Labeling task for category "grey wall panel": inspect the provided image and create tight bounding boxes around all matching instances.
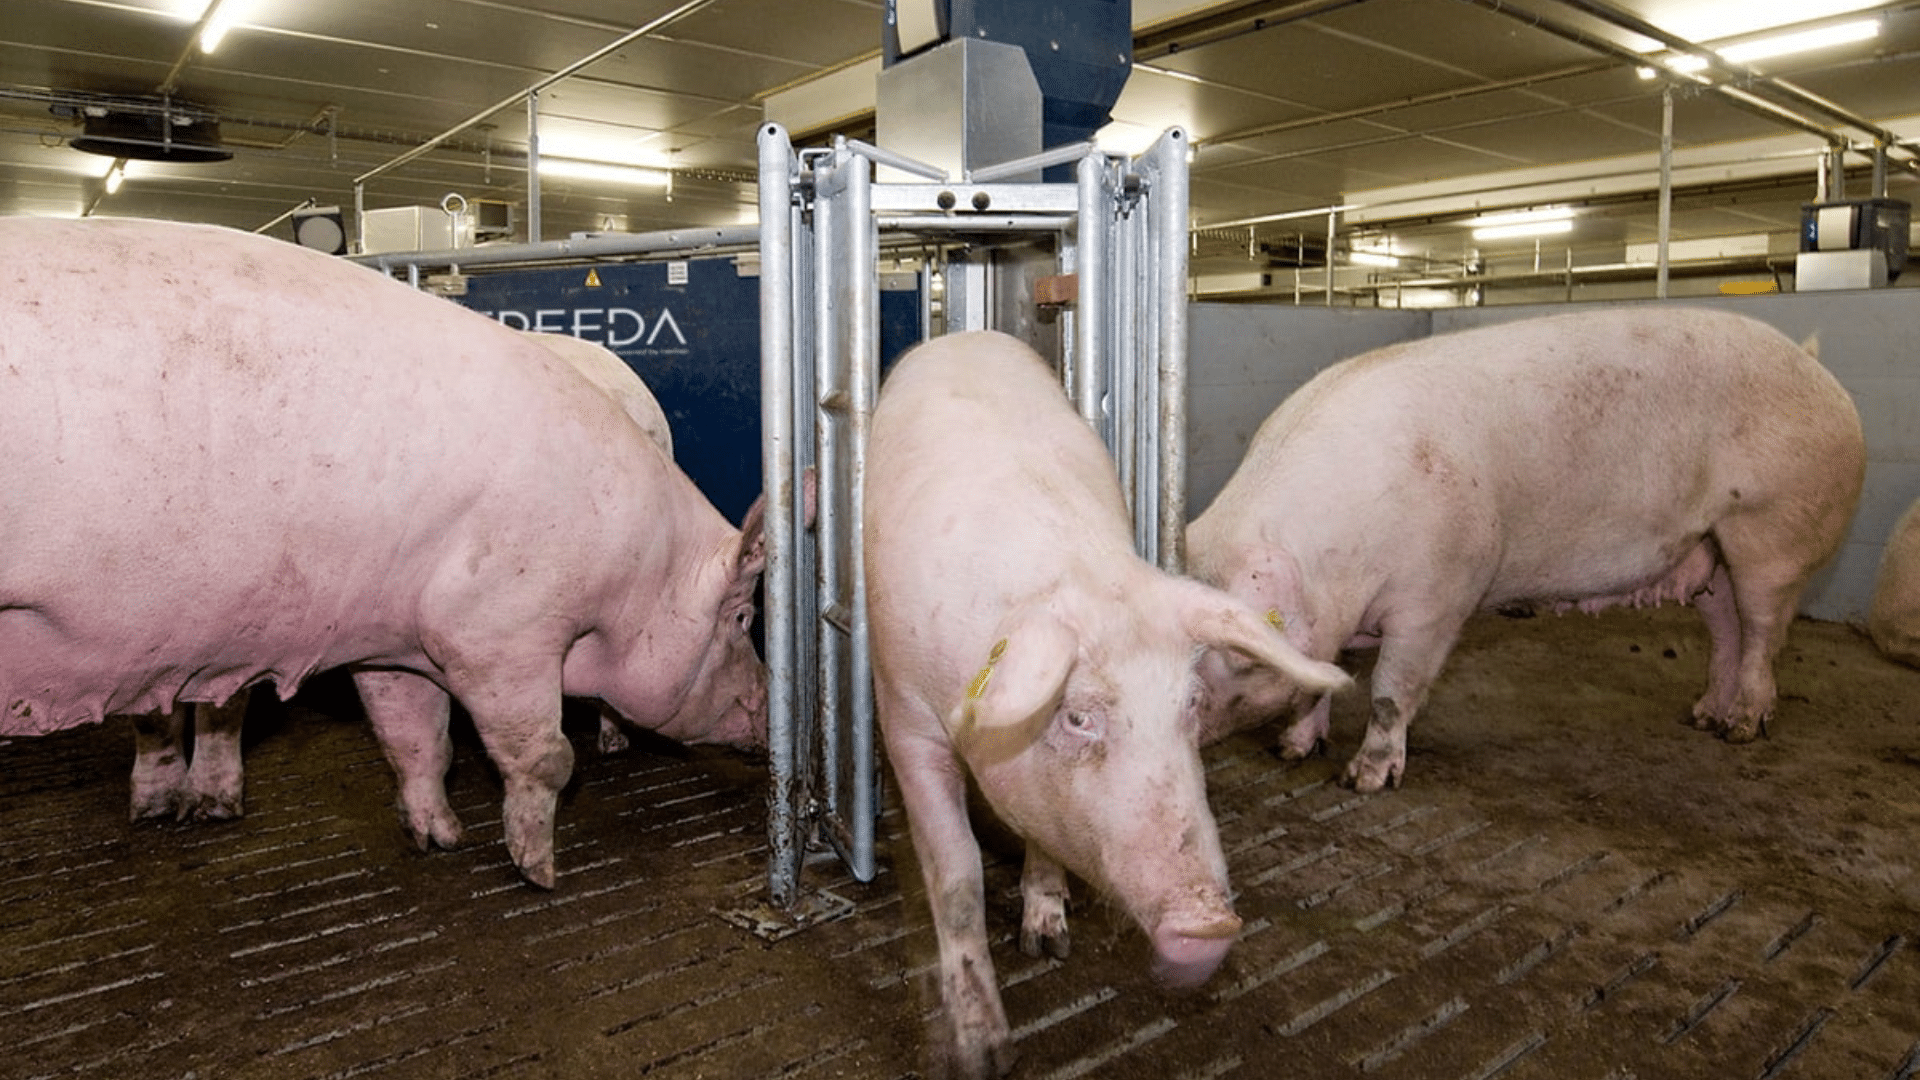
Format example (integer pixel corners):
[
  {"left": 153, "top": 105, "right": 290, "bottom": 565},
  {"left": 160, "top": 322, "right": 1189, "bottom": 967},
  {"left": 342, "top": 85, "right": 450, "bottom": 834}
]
[
  {"left": 1187, "top": 290, "right": 1920, "bottom": 623},
  {"left": 1186, "top": 304, "right": 1427, "bottom": 516}
]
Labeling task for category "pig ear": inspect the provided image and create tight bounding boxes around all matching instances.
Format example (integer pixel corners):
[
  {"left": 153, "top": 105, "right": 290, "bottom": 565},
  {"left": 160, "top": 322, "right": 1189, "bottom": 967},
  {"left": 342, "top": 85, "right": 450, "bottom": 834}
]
[
  {"left": 1174, "top": 580, "right": 1349, "bottom": 695},
  {"left": 733, "top": 493, "right": 769, "bottom": 582},
  {"left": 950, "top": 612, "right": 1078, "bottom": 753}
]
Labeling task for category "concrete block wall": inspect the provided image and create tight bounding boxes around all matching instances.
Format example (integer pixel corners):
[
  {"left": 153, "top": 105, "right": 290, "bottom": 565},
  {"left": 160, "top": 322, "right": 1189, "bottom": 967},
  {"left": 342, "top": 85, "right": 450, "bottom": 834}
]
[{"left": 1187, "top": 289, "right": 1920, "bottom": 624}]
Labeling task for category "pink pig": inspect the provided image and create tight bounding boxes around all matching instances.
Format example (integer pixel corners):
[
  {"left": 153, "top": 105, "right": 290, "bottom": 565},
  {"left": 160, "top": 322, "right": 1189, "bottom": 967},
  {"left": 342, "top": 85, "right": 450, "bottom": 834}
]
[
  {"left": 129, "top": 331, "right": 687, "bottom": 834},
  {"left": 865, "top": 331, "right": 1348, "bottom": 1078},
  {"left": 1188, "top": 307, "right": 1865, "bottom": 791},
  {"left": 1, "top": 217, "right": 768, "bottom": 888}
]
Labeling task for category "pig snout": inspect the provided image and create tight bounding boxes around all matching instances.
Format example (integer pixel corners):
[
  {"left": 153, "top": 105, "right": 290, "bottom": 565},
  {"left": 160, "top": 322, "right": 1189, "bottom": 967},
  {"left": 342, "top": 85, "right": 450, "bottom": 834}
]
[
  {"left": 715, "top": 671, "right": 769, "bottom": 750},
  {"left": 1149, "top": 907, "right": 1242, "bottom": 988}
]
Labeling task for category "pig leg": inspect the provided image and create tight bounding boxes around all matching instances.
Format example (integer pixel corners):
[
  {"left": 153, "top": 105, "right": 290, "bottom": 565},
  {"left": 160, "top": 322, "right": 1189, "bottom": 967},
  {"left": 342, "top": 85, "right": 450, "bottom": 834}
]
[
  {"left": 1715, "top": 564, "right": 1808, "bottom": 745},
  {"left": 1344, "top": 616, "right": 1465, "bottom": 792},
  {"left": 1019, "top": 847, "right": 1071, "bottom": 960},
  {"left": 354, "top": 669, "right": 464, "bottom": 852},
  {"left": 1688, "top": 562, "right": 1743, "bottom": 732},
  {"left": 887, "top": 718, "right": 1016, "bottom": 1079},
  {"left": 184, "top": 696, "right": 249, "bottom": 821},
  {"left": 129, "top": 705, "right": 191, "bottom": 822},
  {"left": 452, "top": 672, "right": 573, "bottom": 890},
  {"left": 1277, "top": 693, "right": 1333, "bottom": 760}
]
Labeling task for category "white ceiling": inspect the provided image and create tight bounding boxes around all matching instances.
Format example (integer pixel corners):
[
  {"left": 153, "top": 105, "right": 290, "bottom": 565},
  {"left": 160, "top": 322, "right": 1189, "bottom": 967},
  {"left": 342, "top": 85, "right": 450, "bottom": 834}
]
[{"left": 2, "top": 0, "right": 1916, "bottom": 278}]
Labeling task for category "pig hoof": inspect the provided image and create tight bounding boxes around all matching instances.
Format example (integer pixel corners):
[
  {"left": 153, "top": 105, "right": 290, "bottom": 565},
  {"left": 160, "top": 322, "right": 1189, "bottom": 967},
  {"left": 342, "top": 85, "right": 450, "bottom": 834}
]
[
  {"left": 1276, "top": 737, "right": 1326, "bottom": 762},
  {"left": 1722, "top": 716, "right": 1766, "bottom": 744},
  {"left": 597, "top": 720, "right": 630, "bottom": 755},
  {"left": 1020, "top": 925, "right": 1071, "bottom": 961},
  {"left": 189, "top": 797, "right": 243, "bottom": 822}
]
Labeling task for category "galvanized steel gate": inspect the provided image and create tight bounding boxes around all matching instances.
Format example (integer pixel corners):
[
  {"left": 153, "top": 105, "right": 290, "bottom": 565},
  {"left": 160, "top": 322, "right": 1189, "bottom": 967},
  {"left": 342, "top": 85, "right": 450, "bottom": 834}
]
[{"left": 754, "top": 120, "right": 1193, "bottom": 913}]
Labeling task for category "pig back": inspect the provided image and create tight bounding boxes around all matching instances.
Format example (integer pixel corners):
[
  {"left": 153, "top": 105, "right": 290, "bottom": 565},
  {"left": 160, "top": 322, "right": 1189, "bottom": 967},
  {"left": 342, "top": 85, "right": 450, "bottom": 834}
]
[
  {"left": 866, "top": 331, "right": 1135, "bottom": 568},
  {"left": 1205, "top": 308, "right": 1862, "bottom": 601},
  {"left": 0, "top": 217, "right": 678, "bottom": 730}
]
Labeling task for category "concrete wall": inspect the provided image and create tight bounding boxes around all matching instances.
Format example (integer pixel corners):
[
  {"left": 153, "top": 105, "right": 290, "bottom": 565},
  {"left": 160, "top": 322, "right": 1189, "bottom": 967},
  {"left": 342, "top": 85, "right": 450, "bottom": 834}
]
[
  {"left": 1186, "top": 304, "right": 1426, "bottom": 515},
  {"left": 1187, "top": 289, "right": 1920, "bottom": 623}
]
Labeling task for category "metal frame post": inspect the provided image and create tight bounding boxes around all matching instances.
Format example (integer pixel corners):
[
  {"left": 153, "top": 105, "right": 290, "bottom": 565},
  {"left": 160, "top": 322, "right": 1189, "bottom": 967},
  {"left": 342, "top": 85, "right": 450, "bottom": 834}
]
[
  {"left": 756, "top": 126, "right": 1192, "bottom": 915},
  {"left": 757, "top": 122, "right": 802, "bottom": 908}
]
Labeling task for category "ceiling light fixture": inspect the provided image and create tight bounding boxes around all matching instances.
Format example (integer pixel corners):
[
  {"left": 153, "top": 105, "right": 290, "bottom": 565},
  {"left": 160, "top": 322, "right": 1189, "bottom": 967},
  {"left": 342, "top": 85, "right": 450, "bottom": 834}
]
[
  {"left": 537, "top": 157, "right": 673, "bottom": 188},
  {"left": 103, "top": 160, "right": 126, "bottom": 194},
  {"left": 1473, "top": 219, "right": 1574, "bottom": 241},
  {"left": 198, "top": 0, "right": 235, "bottom": 53},
  {"left": 1636, "top": 17, "right": 1879, "bottom": 79}
]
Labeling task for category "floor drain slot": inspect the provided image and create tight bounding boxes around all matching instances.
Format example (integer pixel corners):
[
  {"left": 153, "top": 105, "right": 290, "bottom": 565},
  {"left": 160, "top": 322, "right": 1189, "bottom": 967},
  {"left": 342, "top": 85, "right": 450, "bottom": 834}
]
[
  {"left": 1463, "top": 1030, "right": 1548, "bottom": 1080},
  {"left": 1757, "top": 1006, "right": 1834, "bottom": 1079},
  {"left": 1659, "top": 976, "right": 1741, "bottom": 1044},
  {"left": 1676, "top": 888, "right": 1743, "bottom": 941},
  {"left": 1579, "top": 951, "right": 1658, "bottom": 1011},
  {"left": 1850, "top": 934, "right": 1905, "bottom": 992},
  {"left": 1354, "top": 995, "right": 1467, "bottom": 1072},
  {"left": 1761, "top": 911, "right": 1821, "bottom": 963}
]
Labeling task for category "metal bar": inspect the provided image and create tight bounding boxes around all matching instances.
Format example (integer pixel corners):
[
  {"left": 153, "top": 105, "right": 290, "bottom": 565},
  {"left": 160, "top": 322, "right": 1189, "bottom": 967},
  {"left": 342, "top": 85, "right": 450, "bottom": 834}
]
[
  {"left": 525, "top": 90, "right": 542, "bottom": 244},
  {"left": 1540, "top": 0, "right": 1920, "bottom": 172},
  {"left": 967, "top": 141, "right": 1098, "bottom": 183},
  {"left": 252, "top": 197, "right": 317, "bottom": 235},
  {"left": 756, "top": 122, "right": 801, "bottom": 910},
  {"left": 871, "top": 185, "right": 1081, "bottom": 212},
  {"left": 845, "top": 152, "right": 878, "bottom": 883},
  {"left": 1075, "top": 151, "right": 1108, "bottom": 433},
  {"left": 1148, "top": 128, "right": 1191, "bottom": 574},
  {"left": 1656, "top": 87, "right": 1672, "bottom": 300},
  {"left": 351, "top": 224, "right": 761, "bottom": 273},
  {"left": 843, "top": 138, "right": 947, "bottom": 181},
  {"left": 878, "top": 215, "right": 1077, "bottom": 232},
  {"left": 353, "top": 0, "right": 721, "bottom": 187},
  {"left": 813, "top": 148, "right": 845, "bottom": 845},
  {"left": 1325, "top": 208, "right": 1337, "bottom": 307}
]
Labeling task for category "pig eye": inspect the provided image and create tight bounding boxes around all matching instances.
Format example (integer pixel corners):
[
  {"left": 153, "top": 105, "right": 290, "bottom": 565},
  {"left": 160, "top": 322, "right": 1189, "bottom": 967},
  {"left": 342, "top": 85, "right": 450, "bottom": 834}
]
[{"left": 1063, "top": 711, "right": 1093, "bottom": 732}]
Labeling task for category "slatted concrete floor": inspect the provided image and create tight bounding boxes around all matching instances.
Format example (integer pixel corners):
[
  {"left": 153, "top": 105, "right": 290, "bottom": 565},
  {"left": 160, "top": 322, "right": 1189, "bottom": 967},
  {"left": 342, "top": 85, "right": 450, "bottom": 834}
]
[{"left": 2, "top": 607, "right": 1917, "bottom": 1080}]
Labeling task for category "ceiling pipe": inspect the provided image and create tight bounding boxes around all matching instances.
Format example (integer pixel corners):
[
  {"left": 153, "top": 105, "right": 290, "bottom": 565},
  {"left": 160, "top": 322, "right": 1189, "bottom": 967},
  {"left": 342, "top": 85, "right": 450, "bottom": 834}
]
[
  {"left": 1536, "top": 0, "right": 1920, "bottom": 174},
  {"left": 1463, "top": 0, "right": 1847, "bottom": 146}
]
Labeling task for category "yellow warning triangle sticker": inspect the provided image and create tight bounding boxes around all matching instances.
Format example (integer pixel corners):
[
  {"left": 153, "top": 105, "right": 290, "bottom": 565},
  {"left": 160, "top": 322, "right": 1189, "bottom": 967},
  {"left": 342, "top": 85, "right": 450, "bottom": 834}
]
[{"left": 584, "top": 268, "right": 602, "bottom": 287}]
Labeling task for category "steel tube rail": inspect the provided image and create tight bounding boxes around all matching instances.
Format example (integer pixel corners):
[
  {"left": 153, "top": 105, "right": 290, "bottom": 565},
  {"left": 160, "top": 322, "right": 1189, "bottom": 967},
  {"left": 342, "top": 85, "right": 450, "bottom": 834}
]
[
  {"left": 1149, "top": 128, "right": 1191, "bottom": 573},
  {"left": 843, "top": 139, "right": 947, "bottom": 181},
  {"left": 756, "top": 122, "right": 801, "bottom": 909},
  {"left": 844, "top": 153, "right": 878, "bottom": 882},
  {"left": 1075, "top": 150, "right": 1109, "bottom": 434},
  {"left": 352, "top": 224, "right": 762, "bottom": 273},
  {"left": 967, "top": 141, "right": 1097, "bottom": 183},
  {"left": 525, "top": 91, "right": 542, "bottom": 243},
  {"left": 1542, "top": 0, "right": 1920, "bottom": 169},
  {"left": 812, "top": 149, "right": 844, "bottom": 857},
  {"left": 1656, "top": 88, "right": 1673, "bottom": 299}
]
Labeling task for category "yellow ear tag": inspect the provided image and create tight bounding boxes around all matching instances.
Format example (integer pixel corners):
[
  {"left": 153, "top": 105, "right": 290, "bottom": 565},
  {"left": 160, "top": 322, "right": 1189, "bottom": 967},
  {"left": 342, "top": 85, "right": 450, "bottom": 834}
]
[
  {"left": 1264, "top": 609, "right": 1287, "bottom": 632},
  {"left": 968, "top": 638, "right": 1009, "bottom": 700}
]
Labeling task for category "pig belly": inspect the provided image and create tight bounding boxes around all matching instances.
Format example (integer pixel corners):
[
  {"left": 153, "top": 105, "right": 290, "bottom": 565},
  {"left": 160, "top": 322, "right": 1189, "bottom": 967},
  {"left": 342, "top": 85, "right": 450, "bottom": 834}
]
[{"left": 1513, "top": 536, "right": 1722, "bottom": 617}]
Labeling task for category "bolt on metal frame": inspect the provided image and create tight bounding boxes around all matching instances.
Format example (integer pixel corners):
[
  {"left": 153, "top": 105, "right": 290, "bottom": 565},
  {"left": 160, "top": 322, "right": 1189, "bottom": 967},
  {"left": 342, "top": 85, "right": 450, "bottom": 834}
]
[{"left": 756, "top": 120, "right": 1192, "bottom": 909}]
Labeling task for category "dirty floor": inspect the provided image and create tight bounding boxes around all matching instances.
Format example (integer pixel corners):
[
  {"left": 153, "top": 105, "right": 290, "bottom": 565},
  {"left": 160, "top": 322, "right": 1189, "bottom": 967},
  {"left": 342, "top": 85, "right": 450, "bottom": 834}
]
[{"left": 2, "top": 605, "right": 1917, "bottom": 1079}]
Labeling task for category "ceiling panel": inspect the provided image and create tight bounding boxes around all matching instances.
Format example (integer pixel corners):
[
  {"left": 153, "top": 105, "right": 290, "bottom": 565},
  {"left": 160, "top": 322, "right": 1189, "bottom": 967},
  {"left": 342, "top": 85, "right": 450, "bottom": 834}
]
[{"left": 0, "top": 0, "right": 1911, "bottom": 266}]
